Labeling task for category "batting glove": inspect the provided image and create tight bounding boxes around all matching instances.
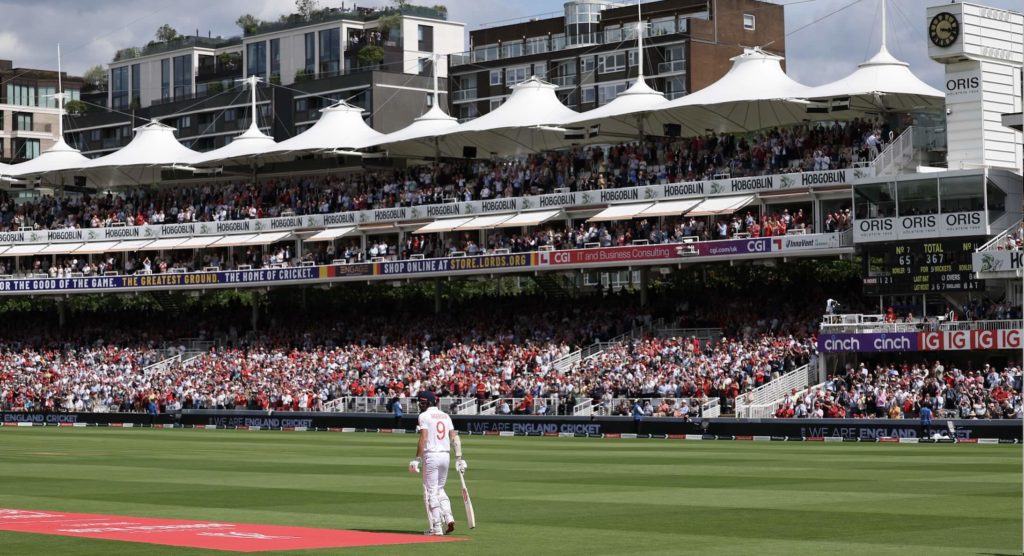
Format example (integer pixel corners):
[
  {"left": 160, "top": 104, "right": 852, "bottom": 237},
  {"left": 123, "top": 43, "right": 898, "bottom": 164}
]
[
  {"left": 408, "top": 459, "right": 421, "bottom": 474},
  {"left": 455, "top": 458, "right": 467, "bottom": 474}
]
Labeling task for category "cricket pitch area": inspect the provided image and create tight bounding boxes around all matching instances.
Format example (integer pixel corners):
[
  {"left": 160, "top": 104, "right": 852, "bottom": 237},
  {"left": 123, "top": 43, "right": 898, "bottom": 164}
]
[{"left": 0, "top": 427, "right": 1019, "bottom": 555}]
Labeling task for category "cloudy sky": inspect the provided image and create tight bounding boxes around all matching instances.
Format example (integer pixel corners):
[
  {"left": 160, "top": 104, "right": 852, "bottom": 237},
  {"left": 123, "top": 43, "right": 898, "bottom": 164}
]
[{"left": 0, "top": 0, "right": 1018, "bottom": 88}]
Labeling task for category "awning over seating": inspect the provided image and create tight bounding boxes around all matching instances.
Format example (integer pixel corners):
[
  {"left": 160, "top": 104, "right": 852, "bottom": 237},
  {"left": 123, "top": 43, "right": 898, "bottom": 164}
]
[
  {"left": 494, "top": 210, "right": 562, "bottom": 228},
  {"left": 176, "top": 236, "right": 223, "bottom": 249},
  {"left": 242, "top": 232, "right": 292, "bottom": 245},
  {"left": 305, "top": 227, "right": 356, "bottom": 242},
  {"left": 456, "top": 214, "right": 515, "bottom": 230},
  {"left": 4, "top": 244, "right": 43, "bottom": 256},
  {"left": 587, "top": 203, "right": 654, "bottom": 222},
  {"left": 415, "top": 217, "right": 474, "bottom": 234},
  {"left": 106, "top": 240, "right": 155, "bottom": 252},
  {"left": 73, "top": 241, "right": 121, "bottom": 254},
  {"left": 640, "top": 199, "right": 702, "bottom": 217},
  {"left": 144, "top": 238, "right": 188, "bottom": 250},
  {"left": 212, "top": 234, "right": 258, "bottom": 247},
  {"left": 39, "top": 243, "right": 85, "bottom": 254},
  {"left": 686, "top": 195, "right": 755, "bottom": 217}
]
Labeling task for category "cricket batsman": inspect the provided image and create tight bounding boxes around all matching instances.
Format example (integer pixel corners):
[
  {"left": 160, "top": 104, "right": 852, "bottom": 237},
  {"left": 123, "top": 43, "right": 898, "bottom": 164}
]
[{"left": 408, "top": 390, "right": 467, "bottom": 535}]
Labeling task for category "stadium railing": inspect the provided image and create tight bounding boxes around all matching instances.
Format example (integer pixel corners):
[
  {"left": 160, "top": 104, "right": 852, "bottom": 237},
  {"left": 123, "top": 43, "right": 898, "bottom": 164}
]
[
  {"left": 734, "top": 364, "right": 814, "bottom": 418},
  {"left": 820, "top": 317, "right": 1022, "bottom": 334},
  {"left": 652, "top": 327, "right": 723, "bottom": 341},
  {"left": 573, "top": 398, "right": 594, "bottom": 416},
  {"left": 977, "top": 219, "right": 1022, "bottom": 252}
]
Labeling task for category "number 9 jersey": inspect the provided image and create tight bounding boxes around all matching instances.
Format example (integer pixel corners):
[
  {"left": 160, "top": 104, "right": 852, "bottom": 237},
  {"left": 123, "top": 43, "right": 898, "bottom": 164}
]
[{"left": 417, "top": 406, "right": 454, "bottom": 453}]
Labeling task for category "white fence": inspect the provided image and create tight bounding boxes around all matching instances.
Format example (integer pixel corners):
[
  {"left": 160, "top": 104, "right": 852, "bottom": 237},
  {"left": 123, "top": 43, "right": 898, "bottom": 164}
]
[
  {"left": 734, "top": 365, "right": 816, "bottom": 418},
  {"left": 821, "top": 316, "right": 1022, "bottom": 334}
]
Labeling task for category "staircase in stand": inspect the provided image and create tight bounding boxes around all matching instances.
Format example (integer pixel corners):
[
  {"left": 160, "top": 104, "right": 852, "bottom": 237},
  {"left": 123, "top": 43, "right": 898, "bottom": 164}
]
[
  {"left": 149, "top": 290, "right": 182, "bottom": 312},
  {"left": 531, "top": 273, "right": 572, "bottom": 299}
]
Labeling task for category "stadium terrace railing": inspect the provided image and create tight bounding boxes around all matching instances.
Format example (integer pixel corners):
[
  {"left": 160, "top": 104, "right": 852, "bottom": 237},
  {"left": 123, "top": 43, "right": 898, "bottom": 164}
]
[
  {"left": 588, "top": 397, "right": 706, "bottom": 418},
  {"left": 454, "top": 398, "right": 478, "bottom": 416},
  {"left": 869, "top": 126, "right": 915, "bottom": 177},
  {"left": 573, "top": 398, "right": 594, "bottom": 416},
  {"left": 653, "top": 327, "right": 722, "bottom": 341},
  {"left": 734, "top": 364, "right": 814, "bottom": 419},
  {"left": 142, "top": 353, "right": 181, "bottom": 377},
  {"left": 741, "top": 379, "right": 826, "bottom": 419},
  {"left": 977, "top": 219, "right": 1023, "bottom": 252},
  {"left": 820, "top": 315, "right": 1022, "bottom": 334},
  {"left": 700, "top": 398, "right": 720, "bottom": 418}
]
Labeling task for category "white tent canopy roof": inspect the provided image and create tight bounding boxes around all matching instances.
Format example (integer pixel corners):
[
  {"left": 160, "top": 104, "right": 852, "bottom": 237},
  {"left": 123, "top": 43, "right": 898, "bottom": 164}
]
[
  {"left": 805, "top": 46, "right": 944, "bottom": 113},
  {"left": 85, "top": 122, "right": 200, "bottom": 169},
  {"left": 363, "top": 104, "right": 460, "bottom": 158},
  {"left": 429, "top": 77, "right": 580, "bottom": 157},
  {"left": 190, "top": 122, "right": 280, "bottom": 167},
  {"left": 266, "top": 101, "right": 383, "bottom": 155},
  {"left": 644, "top": 48, "right": 815, "bottom": 135},
  {"left": 561, "top": 79, "right": 667, "bottom": 139},
  {"left": 2, "top": 138, "right": 92, "bottom": 179}
]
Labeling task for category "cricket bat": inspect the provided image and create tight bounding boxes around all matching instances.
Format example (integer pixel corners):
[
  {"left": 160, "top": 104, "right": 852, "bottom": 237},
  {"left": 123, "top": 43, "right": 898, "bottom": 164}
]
[{"left": 457, "top": 468, "right": 476, "bottom": 529}]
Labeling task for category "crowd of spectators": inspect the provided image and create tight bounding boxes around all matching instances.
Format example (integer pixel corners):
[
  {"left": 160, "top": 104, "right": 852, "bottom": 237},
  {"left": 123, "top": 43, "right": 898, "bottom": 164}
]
[
  {"left": 0, "top": 119, "right": 889, "bottom": 234},
  {"left": 775, "top": 360, "right": 1021, "bottom": 420}
]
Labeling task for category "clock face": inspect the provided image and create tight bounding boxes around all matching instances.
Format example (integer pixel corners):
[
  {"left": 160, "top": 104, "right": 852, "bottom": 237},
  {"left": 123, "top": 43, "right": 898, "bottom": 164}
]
[{"left": 929, "top": 12, "right": 960, "bottom": 48}]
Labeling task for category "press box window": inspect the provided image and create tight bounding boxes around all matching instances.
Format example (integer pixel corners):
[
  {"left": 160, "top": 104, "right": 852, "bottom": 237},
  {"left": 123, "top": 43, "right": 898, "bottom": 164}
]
[
  {"left": 743, "top": 14, "right": 755, "bottom": 31},
  {"left": 854, "top": 181, "right": 896, "bottom": 219}
]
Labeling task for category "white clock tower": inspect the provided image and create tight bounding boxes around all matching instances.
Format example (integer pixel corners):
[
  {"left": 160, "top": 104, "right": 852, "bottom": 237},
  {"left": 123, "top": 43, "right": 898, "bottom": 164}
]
[{"left": 926, "top": 3, "right": 1023, "bottom": 172}]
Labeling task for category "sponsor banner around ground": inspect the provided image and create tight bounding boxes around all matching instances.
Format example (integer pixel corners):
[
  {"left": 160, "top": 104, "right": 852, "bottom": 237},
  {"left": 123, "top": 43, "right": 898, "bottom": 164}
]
[
  {"left": 818, "top": 333, "right": 919, "bottom": 353},
  {"left": 695, "top": 237, "right": 772, "bottom": 257},
  {"left": 545, "top": 244, "right": 680, "bottom": 265},
  {"left": 973, "top": 250, "right": 1024, "bottom": 274},
  {"left": 373, "top": 253, "right": 535, "bottom": 276},
  {"left": 1, "top": 412, "right": 1018, "bottom": 440},
  {"left": 5, "top": 170, "right": 851, "bottom": 246},
  {"left": 770, "top": 233, "right": 842, "bottom": 252},
  {"left": 0, "top": 267, "right": 322, "bottom": 293},
  {"left": 854, "top": 211, "right": 987, "bottom": 242},
  {"left": 818, "top": 329, "right": 1022, "bottom": 352}
]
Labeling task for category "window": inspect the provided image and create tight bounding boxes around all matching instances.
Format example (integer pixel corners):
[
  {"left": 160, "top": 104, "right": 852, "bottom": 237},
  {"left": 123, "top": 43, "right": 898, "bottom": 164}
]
[
  {"left": 489, "top": 70, "right": 501, "bottom": 86},
  {"left": 660, "top": 46, "right": 686, "bottom": 74},
  {"left": 417, "top": 25, "right": 433, "bottom": 52},
  {"left": 473, "top": 44, "right": 497, "bottom": 62},
  {"left": 580, "top": 56, "right": 595, "bottom": 74},
  {"left": 505, "top": 66, "right": 529, "bottom": 87},
  {"left": 854, "top": 182, "right": 896, "bottom": 219},
  {"left": 604, "top": 25, "right": 622, "bottom": 43},
  {"left": 15, "top": 113, "right": 32, "bottom": 131},
  {"left": 66, "top": 88, "right": 80, "bottom": 102},
  {"left": 489, "top": 98, "right": 502, "bottom": 112},
  {"left": 177, "top": 115, "right": 191, "bottom": 129},
  {"left": 665, "top": 76, "right": 686, "bottom": 99},
  {"left": 597, "top": 82, "right": 626, "bottom": 106},
  {"left": 550, "top": 60, "right": 576, "bottom": 87},
  {"left": 939, "top": 175, "right": 984, "bottom": 213},
  {"left": 38, "top": 86, "right": 56, "bottom": 109},
  {"left": 13, "top": 138, "right": 40, "bottom": 160},
  {"left": 172, "top": 54, "right": 192, "bottom": 99},
  {"left": 524, "top": 37, "right": 549, "bottom": 55},
  {"left": 247, "top": 41, "right": 267, "bottom": 79},
  {"left": 582, "top": 86, "right": 596, "bottom": 104},
  {"left": 131, "top": 63, "right": 141, "bottom": 107},
  {"left": 651, "top": 17, "right": 675, "bottom": 36},
  {"left": 6, "top": 84, "right": 36, "bottom": 107},
  {"left": 90, "top": 129, "right": 101, "bottom": 142},
  {"left": 304, "top": 32, "right": 316, "bottom": 74},
  {"left": 111, "top": 66, "right": 129, "bottom": 109},
  {"left": 597, "top": 52, "right": 625, "bottom": 74},
  {"left": 551, "top": 34, "right": 566, "bottom": 50},
  {"left": 319, "top": 28, "right": 340, "bottom": 75},
  {"left": 532, "top": 61, "right": 546, "bottom": 80},
  {"left": 897, "top": 179, "right": 938, "bottom": 216},
  {"left": 987, "top": 178, "right": 1006, "bottom": 221},
  {"left": 677, "top": 16, "right": 689, "bottom": 34},
  {"left": 161, "top": 59, "right": 171, "bottom": 100},
  {"left": 418, "top": 57, "right": 432, "bottom": 77},
  {"left": 224, "top": 108, "right": 237, "bottom": 122},
  {"left": 743, "top": 14, "right": 755, "bottom": 31},
  {"left": 501, "top": 42, "right": 522, "bottom": 58},
  {"left": 270, "top": 38, "right": 281, "bottom": 80},
  {"left": 295, "top": 98, "right": 308, "bottom": 112},
  {"left": 459, "top": 104, "right": 479, "bottom": 121}
]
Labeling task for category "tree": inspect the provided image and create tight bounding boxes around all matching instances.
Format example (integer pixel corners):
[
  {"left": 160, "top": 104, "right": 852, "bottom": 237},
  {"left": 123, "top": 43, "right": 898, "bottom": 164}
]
[
  {"left": 155, "top": 24, "right": 178, "bottom": 43},
  {"left": 235, "top": 14, "right": 260, "bottom": 35},
  {"left": 295, "top": 0, "right": 319, "bottom": 20},
  {"left": 64, "top": 100, "right": 87, "bottom": 115},
  {"left": 357, "top": 45, "right": 384, "bottom": 67},
  {"left": 432, "top": 4, "right": 448, "bottom": 17},
  {"left": 83, "top": 65, "right": 107, "bottom": 89},
  {"left": 391, "top": 0, "right": 409, "bottom": 8}
]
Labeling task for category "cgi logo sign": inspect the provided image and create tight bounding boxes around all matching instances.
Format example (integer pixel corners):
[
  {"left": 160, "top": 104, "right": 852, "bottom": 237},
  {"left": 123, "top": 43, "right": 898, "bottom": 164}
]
[{"left": 746, "top": 240, "right": 768, "bottom": 252}]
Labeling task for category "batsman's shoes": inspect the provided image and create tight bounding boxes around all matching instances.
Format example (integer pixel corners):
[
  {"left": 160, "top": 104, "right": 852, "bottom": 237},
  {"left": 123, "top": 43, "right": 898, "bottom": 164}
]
[
  {"left": 423, "top": 528, "right": 443, "bottom": 536},
  {"left": 445, "top": 520, "right": 456, "bottom": 534}
]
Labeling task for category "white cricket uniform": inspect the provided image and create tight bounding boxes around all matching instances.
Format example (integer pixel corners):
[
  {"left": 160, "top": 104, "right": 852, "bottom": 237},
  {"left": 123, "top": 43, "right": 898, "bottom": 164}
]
[{"left": 418, "top": 407, "right": 455, "bottom": 529}]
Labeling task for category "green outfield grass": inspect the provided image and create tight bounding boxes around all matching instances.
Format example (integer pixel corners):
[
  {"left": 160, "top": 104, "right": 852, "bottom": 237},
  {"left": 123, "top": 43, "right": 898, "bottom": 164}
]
[{"left": 0, "top": 428, "right": 1019, "bottom": 555}]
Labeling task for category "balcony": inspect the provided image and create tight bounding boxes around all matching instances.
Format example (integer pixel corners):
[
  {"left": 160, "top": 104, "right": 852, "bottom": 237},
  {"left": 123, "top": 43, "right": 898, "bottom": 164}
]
[
  {"left": 452, "top": 89, "right": 477, "bottom": 102},
  {"left": 550, "top": 75, "right": 577, "bottom": 88},
  {"left": 656, "top": 60, "right": 686, "bottom": 75},
  {"left": 12, "top": 122, "right": 53, "bottom": 135}
]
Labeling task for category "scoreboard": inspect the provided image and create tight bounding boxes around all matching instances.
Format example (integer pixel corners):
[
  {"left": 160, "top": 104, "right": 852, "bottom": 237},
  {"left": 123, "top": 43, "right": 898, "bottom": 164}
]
[{"left": 862, "top": 238, "right": 984, "bottom": 295}]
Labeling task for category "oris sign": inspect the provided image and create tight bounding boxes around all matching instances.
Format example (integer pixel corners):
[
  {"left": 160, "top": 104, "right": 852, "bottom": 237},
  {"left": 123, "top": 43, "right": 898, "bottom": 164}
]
[{"left": 854, "top": 211, "right": 986, "bottom": 242}]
